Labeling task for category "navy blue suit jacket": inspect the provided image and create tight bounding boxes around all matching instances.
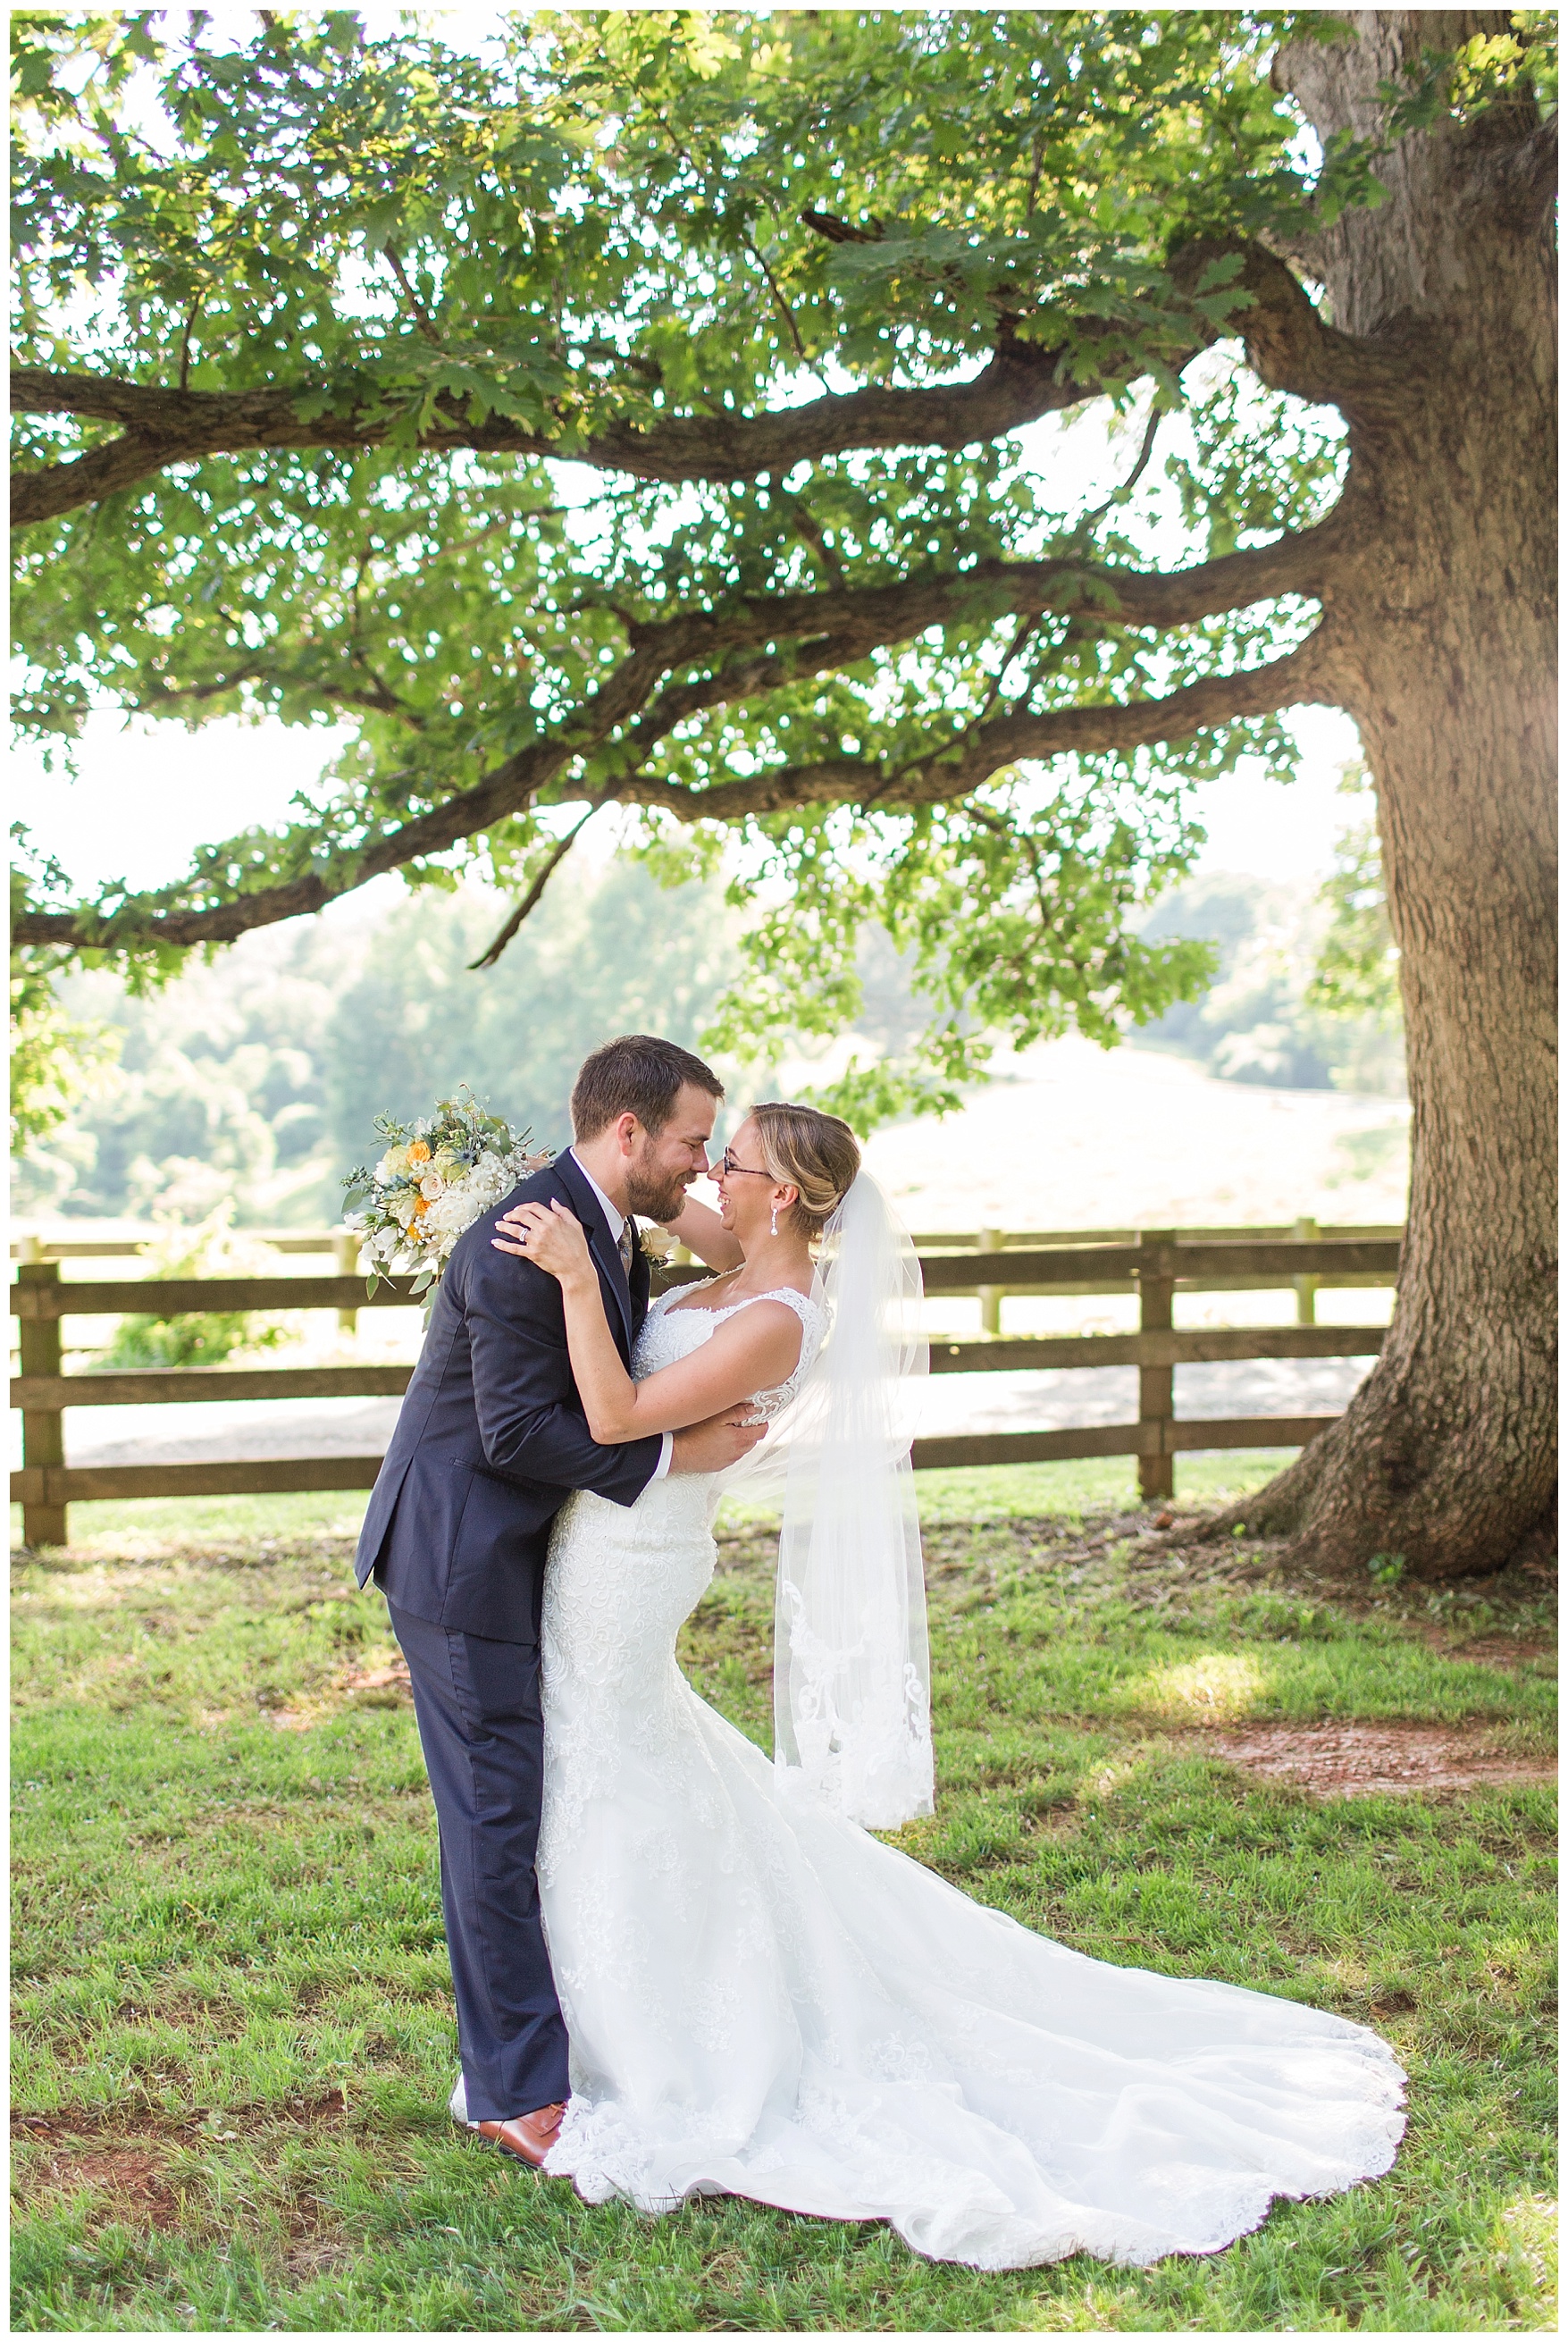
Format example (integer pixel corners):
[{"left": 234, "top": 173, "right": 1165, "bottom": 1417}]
[{"left": 354, "top": 1150, "right": 663, "bottom": 1642}]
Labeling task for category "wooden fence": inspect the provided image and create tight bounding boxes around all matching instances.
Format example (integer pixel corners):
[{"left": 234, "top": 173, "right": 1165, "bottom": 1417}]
[{"left": 11, "top": 1221, "right": 1403, "bottom": 1547}]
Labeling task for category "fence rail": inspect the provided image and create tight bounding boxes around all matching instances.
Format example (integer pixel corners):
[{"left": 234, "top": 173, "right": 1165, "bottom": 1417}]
[
  {"left": 11, "top": 1226, "right": 1402, "bottom": 1545},
  {"left": 12, "top": 1221, "right": 1406, "bottom": 1260},
  {"left": 9, "top": 1230, "right": 349, "bottom": 1260}
]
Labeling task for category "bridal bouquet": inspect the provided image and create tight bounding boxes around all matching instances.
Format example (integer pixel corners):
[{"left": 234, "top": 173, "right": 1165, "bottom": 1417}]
[{"left": 341, "top": 1091, "right": 551, "bottom": 1303}]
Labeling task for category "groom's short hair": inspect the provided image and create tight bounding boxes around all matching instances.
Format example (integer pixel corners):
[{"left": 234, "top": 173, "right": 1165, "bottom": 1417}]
[{"left": 571, "top": 1034, "right": 724, "bottom": 1140}]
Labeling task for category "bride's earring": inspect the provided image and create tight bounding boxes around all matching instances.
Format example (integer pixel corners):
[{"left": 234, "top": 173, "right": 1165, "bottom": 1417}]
[{"left": 770, "top": 1201, "right": 780, "bottom": 1237}]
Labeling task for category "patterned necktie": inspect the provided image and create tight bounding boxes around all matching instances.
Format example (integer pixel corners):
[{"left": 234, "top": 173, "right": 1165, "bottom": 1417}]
[{"left": 617, "top": 1221, "right": 634, "bottom": 1279}]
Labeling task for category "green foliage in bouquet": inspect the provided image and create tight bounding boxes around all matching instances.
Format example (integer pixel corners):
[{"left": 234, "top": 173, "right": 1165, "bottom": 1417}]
[{"left": 342, "top": 1089, "right": 549, "bottom": 1302}]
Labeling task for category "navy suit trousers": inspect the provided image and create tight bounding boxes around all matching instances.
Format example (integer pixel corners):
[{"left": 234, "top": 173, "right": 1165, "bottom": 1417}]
[{"left": 389, "top": 1601, "right": 570, "bottom": 2123}]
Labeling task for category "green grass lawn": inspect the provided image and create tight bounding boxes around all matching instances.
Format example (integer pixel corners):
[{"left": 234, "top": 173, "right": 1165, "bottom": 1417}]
[{"left": 11, "top": 1461, "right": 1557, "bottom": 2332}]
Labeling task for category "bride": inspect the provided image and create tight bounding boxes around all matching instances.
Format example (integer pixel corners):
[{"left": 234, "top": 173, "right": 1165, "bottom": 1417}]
[{"left": 490, "top": 1102, "right": 1404, "bottom": 2271}]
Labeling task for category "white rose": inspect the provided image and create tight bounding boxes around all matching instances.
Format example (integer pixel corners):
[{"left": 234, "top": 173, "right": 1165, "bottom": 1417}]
[
  {"left": 420, "top": 1173, "right": 444, "bottom": 1201},
  {"left": 430, "top": 1172, "right": 483, "bottom": 1236}
]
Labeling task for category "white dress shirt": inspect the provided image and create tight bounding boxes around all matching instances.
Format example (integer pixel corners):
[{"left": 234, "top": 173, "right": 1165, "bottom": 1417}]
[{"left": 568, "top": 1149, "right": 672, "bottom": 1481}]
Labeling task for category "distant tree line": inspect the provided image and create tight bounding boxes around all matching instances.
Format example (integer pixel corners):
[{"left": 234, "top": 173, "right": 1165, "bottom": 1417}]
[{"left": 1143, "top": 868, "right": 1403, "bottom": 1096}]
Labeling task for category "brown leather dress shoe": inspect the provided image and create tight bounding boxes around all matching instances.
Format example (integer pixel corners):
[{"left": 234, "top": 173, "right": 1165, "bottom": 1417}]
[{"left": 471, "top": 2101, "right": 567, "bottom": 2169}]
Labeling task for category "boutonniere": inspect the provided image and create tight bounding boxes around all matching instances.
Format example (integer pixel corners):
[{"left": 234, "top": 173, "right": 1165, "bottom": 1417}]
[{"left": 637, "top": 1224, "right": 677, "bottom": 1265}]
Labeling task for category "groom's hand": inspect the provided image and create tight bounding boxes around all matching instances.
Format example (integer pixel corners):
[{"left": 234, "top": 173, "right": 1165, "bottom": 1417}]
[{"left": 668, "top": 1408, "right": 767, "bottom": 1474}]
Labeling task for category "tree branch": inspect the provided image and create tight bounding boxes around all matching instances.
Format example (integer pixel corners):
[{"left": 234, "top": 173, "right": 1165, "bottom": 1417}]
[
  {"left": 382, "top": 243, "right": 445, "bottom": 349},
  {"left": 10, "top": 423, "right": 222, "bottom": 524},
  {"left": 11, "top": 625, "right": 682, "bottom": 950},
  {"left": 177, "top": 295, "right": 203, "bottom": 392},
  {"left": 13, "top": 582, "right": 1335, "bottom": 955},
  {"left": 625, "top": 518, "right": 1342, "bottom": 671},
  {"left": 9, "top": 327, "right": 1153, "bottom": 527},
  {"left": 10, "top": 498, "right": 1343, "bottom": 954},
  {"left": 617, "top": 627, "right": 1334, "bottom": 822},
  {"left": 511, "top": 523, "right": 1338, "bottom": 800},
  {"left": 1077, "top": 399, "right": 1164, "bottom": 530},
  {"left": 121, "top": 525, "right": 1336, "bottom": 849},
  {"left": 744, "top": 236, "right": 809, "bottom": 362},
  {"left": 1167, "top": 237, "right": 1413, "bottom": 416},
  {"left": 143, "top": 662, "right": 423, "bottom": 724},
  {"left": 467, "top": 802, "right": 601, "bottom": 970}
]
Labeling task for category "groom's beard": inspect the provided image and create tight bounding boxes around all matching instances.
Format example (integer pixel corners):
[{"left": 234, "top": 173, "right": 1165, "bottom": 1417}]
[{"left": 624, "top": 1161, "right": 694, "bottom": 1224}]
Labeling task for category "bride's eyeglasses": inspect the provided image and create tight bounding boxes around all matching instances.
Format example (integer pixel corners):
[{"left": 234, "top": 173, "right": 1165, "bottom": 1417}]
[{"left": 719, "top": 1148, "right": 772, "bottom": 1179}]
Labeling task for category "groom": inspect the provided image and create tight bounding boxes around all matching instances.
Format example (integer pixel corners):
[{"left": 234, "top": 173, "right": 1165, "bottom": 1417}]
[{"left": 354, "top": 1034, "right": 763, "bottom": 2166}]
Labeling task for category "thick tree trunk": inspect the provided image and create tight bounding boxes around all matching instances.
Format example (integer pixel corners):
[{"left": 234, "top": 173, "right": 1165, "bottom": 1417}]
[{"left": 1232, "top": 13, "right": 1556, "bottom": 1577}]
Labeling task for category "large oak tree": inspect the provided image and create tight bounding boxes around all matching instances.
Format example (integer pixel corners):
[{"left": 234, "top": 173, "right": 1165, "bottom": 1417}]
[{"left": 11, "top": 8, "right": 1555, "bottom": 1577}]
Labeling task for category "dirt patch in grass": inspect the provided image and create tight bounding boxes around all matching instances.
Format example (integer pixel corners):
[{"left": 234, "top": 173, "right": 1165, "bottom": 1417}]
[
  {"left": 1205, "top": 1719, "right": 1557, "bottom": 1799},
  {"left": 13, "top": 2091, "right": 351, "bottom": 2151},
  {"left": 13, "top": 2121, "right": 185, "bottom": 2229},
  {"left": 63, "top": 2146, "right": 183, "bottom": 2226},
  {"left": 270, "top": 1653, "right": 413, "bottom": 1727},
  {"left": 1450, "top": 1633, "right": 1555, "bottom": 1667},
  {"left": 337, "top": 1658, "right": 410, "bottom": 1693},
  {"left": 281, "top": 2087, "right": 354, "bottom": 2125}
]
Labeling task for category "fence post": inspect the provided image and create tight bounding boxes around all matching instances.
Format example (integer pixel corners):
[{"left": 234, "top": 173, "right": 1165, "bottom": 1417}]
[
  {"left": 18, "top": 1251, "right": 67, "bottom": 1548},
  {"left": 1136, "top": 1229, "right": 1176, "bottom": 1502},
  {"left": 334, "top": 1229, "right": 360, "bottom": 1336},
  {"left": 1293, "top": 1214, "right": 1320, "bottom": 1326},
  {"left": 977, "top": 1227, "right": 1003, "bottom": 1338}
]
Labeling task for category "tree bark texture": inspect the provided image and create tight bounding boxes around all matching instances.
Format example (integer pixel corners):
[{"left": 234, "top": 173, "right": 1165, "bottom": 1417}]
[{"left": 1234, "top": 12, "right": 1556, "bottom": 1577}]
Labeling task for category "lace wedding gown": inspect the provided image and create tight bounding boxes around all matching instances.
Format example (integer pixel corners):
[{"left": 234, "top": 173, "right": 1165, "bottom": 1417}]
[{"left": 527, "top": 1283, "right": 1405, "bottom": 2270}]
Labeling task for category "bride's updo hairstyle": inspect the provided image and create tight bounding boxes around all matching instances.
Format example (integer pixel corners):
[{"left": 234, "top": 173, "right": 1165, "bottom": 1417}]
[{"left": 750, "top": 1102, "right": 861, "bottom": 1241}]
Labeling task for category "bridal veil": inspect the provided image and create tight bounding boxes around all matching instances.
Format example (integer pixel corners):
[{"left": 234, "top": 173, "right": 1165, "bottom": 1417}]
[{"left": 724, "top": 1170, "right": 934, "bottom": 1829}]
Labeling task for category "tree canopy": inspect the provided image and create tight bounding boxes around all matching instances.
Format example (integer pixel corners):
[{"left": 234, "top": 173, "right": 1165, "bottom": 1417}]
[{"left": 10, "top": 6, "right": 1551, "bottom": 1119}]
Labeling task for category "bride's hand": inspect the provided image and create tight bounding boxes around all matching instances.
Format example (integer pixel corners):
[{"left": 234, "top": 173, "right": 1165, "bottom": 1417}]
[{"left": 492, "top": 1198, "right": 595, "bottom": 1285}]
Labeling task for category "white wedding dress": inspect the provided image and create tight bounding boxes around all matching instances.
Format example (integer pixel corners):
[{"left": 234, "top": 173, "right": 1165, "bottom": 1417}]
[{"left": 529, "top": 1283, "right": 1405, "bottom": 2270}]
